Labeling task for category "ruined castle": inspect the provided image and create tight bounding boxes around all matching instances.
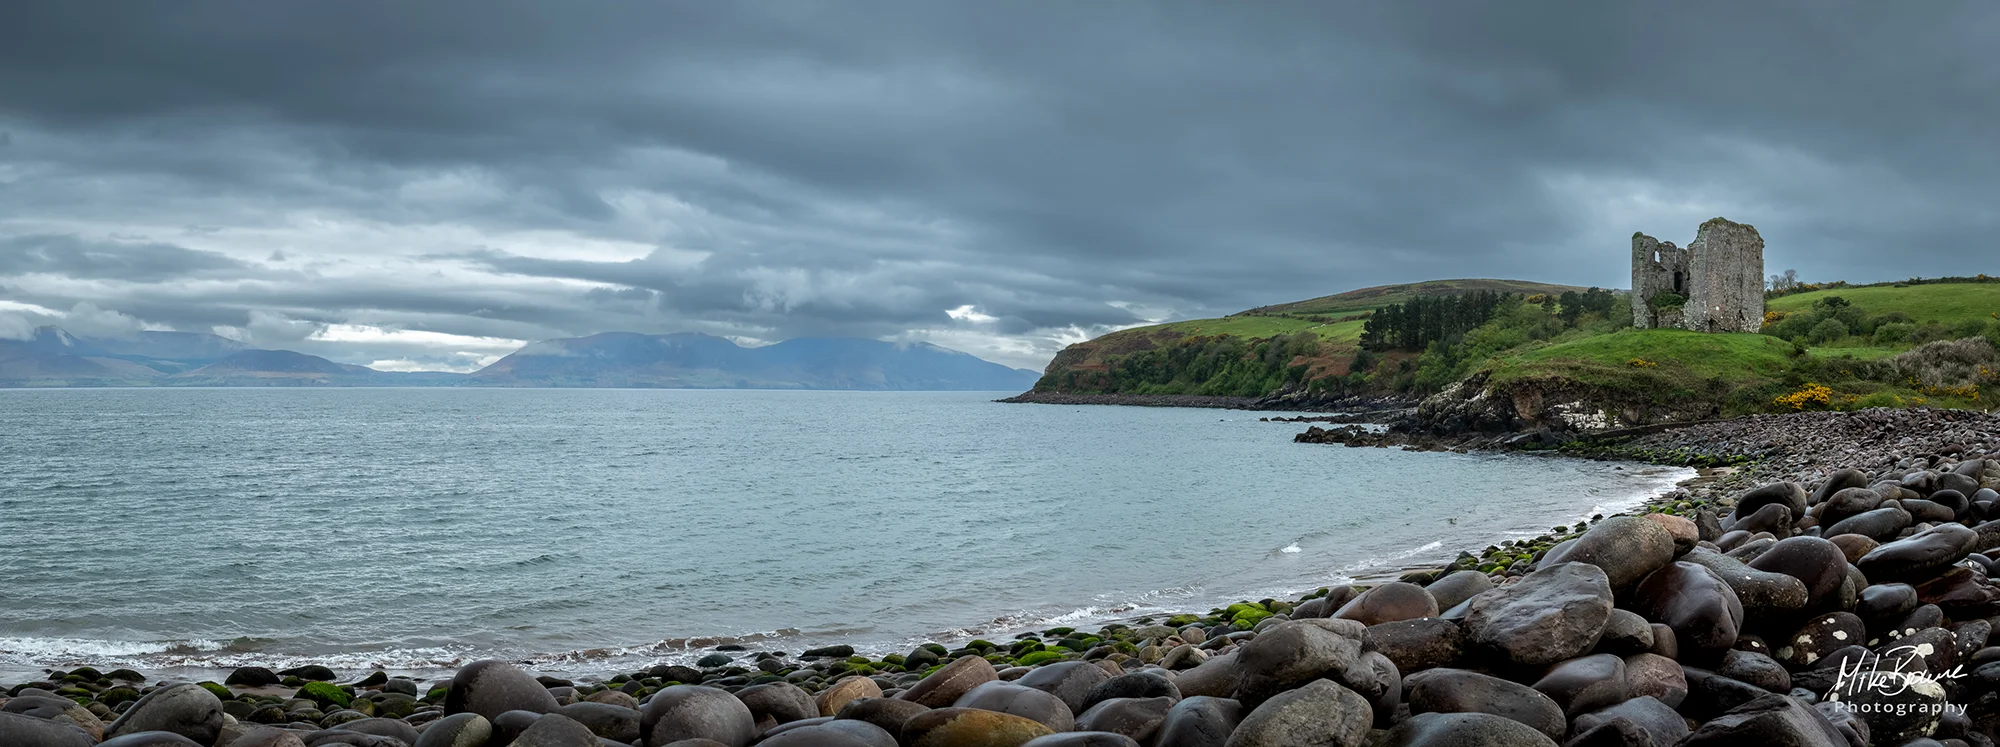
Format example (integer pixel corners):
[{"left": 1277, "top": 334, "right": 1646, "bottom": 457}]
[{"left": 1630, "top": 217, "right": 1765, "bottom": 332}]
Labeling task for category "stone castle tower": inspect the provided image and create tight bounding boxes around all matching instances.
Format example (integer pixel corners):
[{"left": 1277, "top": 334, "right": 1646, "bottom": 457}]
[{"left": 1630, "top": 217, "right": 1765, "bottom": 332}]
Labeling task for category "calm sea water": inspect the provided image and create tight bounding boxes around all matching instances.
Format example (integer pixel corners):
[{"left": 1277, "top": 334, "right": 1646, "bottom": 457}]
[{"left": 0, "top": 388, "right": 1689, "bottom": 680}]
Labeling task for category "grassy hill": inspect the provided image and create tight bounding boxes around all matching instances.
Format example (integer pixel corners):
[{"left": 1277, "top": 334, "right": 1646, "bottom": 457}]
[
  {"left": 1029, "top": 275, "right": 2000, "bottom": 427},
  {"left": 1243, "top": 279, "right": 1587, "bottom": 318},
  {"left": 1030, "top": 279, "right": 1576, "bottom": 397}
]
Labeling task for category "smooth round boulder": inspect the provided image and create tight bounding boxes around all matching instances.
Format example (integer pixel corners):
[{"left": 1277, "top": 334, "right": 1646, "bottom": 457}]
[
  {"left": 412, "top": 712, "right": 492, "bottom": 747},
  {"left": 1071, "top": 697, "right": 1171, "bottom": 743},
  {"left": 225, "top": 726, "right": 309, "bottom": 747},
  {"left": 1678, "top": 549, "right": 1808, "bottom": 619},
  {"left": 511, "top": 713, "right": 601, "bottom": 747},
  {"left": 3, "top": 694, "right": 105, "bottom": 741},
  {"left": 640, "top": 685, "right": 757, "bottom": 747},
  {"left": 1333, "top": 582, "right": 1438, "bottom": 626},
  {"left": 1229, "top": 620, "right": 1364, "bottom": 706},
  {"left": 98, "top": 733, "right": 206, "bottom": 747},
  {"left": 106, "top": 682, "right": 225, "bottom": 746},
  {"left": 1717, "top": 649, "right": 1791, "bottom": 693},
  {"left": 1082, "top": 671, "right": 1180, "bottom": 712},
  {"left": 1823, "top": 506, "right": 1913, "bottom": 541},
  {"left": 1541, "top": 516, "right": 1677, "bottom": 590},
  {"left": 1735, "top": 483, "right": 1810, "bottom": 526},
  {"left": 817, "top": 676, "right": 883, "bottom": 717},
  {"left": 558, "top": 701, "right": 641, "bottom": 743},
  {"left": 900, "top": 707, "right": 1053, "bottom": 747},
  {"left": 1377, "top": 712, "right": 1557, "bottom": 747},
  {"left": 898, "top": 655, "right": 998, "bottom": 708},
  {"left": 1424, "top": 571, "right": 1493, "bottom": 612},
  {"left": 1529, "top": 654, "right": 1627, "bottom": 718},
  {"left": 1781, "top": 612, "right": 1867, "bottom": 667},
  {"left": 1402, "top": 668, "right": 1564, "bottom": 741},
  {"left": 1858, "top": 522, "right": 1978, "bottom": 581},
  {"left": 1631, "top": 561, "right": 1744, "bottom": 662},
  {"left": 1363, "top": 618, "right": 1464, "bottom": 674},
  {"left": 1571, "top": 696, "right": 1689, "bottom": 746},
  {"left": 1015, "top": 661, "right": 1111, "bottom": 714},
  {"left": 834, "top": 697, "right": 931, "bottom": 735},
  {"left": 1154, "top": 696, "right": 1240, "bottom": 747},
  {"left": 1171, "top": 652, "right": 1243, "bottom": 700},
  {"left": 0, "top": 711, "right": 96, "bottom": 747},
  {"left": 1621, "top": 653, "right": 1687, "bottom": 708},
  {"left": 735, "top": 682, "right": 817, "bottom": 730},
  {"left": 1747, "top": 536, "right": 1851, "bottom": 609},
  {"left": 1593, "top": 608, "right": 1655, "bottom": 656},
  {"left": 1731, "top": 503, "right": 1794, "bottom": 539},
  {"left": 1682, "top": 693, "right": 1862, "bottom": 746},
  {"left": 762, "top": 719, "right": 897, "bottom": 747},
  {"left": 443, "top": 660, "right": 560, "bottom": 720},
  {"left": 1462, "top": 562, "right": 1613, "bottom": 668},
  {"left": 1223, "top": 680, "right": 1370, "bottom": 747},
  {"left": 954, "top": 681, "right": 1075, "bottom": 732},
  {"left": 1021, "top": 733, "right": 1140, "bottom": 747}
]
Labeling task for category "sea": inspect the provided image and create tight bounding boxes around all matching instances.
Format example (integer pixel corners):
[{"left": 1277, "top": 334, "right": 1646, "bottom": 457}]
[{"left": 0, "top": 388, "right": 1691, "bottom": 682}]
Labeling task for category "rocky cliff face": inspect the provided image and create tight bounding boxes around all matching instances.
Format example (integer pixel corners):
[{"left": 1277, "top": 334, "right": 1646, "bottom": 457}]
[{"left": 1401, "top": 371, "right": 1727, "bottom": 437}]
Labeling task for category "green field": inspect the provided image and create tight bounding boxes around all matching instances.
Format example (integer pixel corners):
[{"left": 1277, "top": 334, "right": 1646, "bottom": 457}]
[
  {"left": 1489, "top": 329, "right": 1796, "bottom": 389},
  {"left": 1150, "top": 316, "right": 1365, "bottom": 342},
  {"left": 1246, "top": 278, "right": 1588, "bottom": 317},
  {"left": 1769, "top": 283, "right": 2000, "bottom": 325}
]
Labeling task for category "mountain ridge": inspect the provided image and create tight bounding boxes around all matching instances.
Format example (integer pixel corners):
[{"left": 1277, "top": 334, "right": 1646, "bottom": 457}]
[{"left": 0, "top": 326, "right": 1036, "bottom": 390}]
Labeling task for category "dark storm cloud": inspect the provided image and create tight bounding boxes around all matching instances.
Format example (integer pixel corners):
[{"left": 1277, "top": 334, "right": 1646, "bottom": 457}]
[
  {"left": 2, "top": 1, "right": 1997, "bottom": 368},
  {"left": 0, "top": 235, "right": 251, "bottom": 282}
]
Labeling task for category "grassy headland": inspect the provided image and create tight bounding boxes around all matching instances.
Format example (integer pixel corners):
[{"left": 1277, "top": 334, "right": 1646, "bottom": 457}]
[{"left": 1025, "top": 276, "right": 2000, "bottom": 429}]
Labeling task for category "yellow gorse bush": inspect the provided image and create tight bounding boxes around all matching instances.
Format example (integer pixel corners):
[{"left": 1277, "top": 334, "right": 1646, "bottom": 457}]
[{"left": 1774, "top": 382, "right": 1833, "bottom": 410}]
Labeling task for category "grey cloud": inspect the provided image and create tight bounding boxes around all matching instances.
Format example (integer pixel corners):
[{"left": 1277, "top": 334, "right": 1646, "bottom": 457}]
[{"left": 2, "top": 2, "right": 1999, "bottom": 369}]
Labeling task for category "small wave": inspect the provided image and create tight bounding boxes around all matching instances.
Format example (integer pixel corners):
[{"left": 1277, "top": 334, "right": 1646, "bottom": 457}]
[{"left": 1279, "top": 544, "right": 1301, "bottom": 554}]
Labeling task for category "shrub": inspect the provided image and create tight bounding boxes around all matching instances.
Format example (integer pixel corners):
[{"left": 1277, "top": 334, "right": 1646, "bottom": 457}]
[
  {"left": 1806, "top": 318, "right": 1849, "bottom": 345},
  {"left": 1775, "top": 382, "right": 1834, "bottom": 410},
  {"left": 1874, "top": 322, "right": 1916, "bottom": 345},
  {"left": 1889, "top": 337, "right": 2000, "bottom": 391}
]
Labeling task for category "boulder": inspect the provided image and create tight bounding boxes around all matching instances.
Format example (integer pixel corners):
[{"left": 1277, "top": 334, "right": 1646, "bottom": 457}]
[
  {"left": 1376, "top": 712, "right": 1558, "bottom": 747},
  {"left": 834, "top": 697, "right": 931, "bottom": 736},
  {"left": 735, "top": 682, "right": 816, "bottom": 730},
  {"left": 817, "top": 676, "right": 883, "bottom": 717},
  {"left": 1747, "top": 536, "right": 1852, "bottom": 610},
  {"left": 1153, "top": 696, "right": 1240, "bottom": 747},
  {"left": 1423, "top": 571, "right": 1493, "bottom": 612},
  {"left": 411, "top": 712, "right": 492, "bottom": 747},
  {"left": 1402, "top": 668, "right": 1564, "bottom": 741},
  {"left": 1332, "top": 582, "right": 1438, "bottom": 625},
  {"left": 0, "top": 711, "right": 96, "bottom": 747},
  {"left": 1460, "top": 562, "right": 1613, "bottom": 668},
  {"left": 1630, "top": 561, "right": 1744, "bottom": 662},
  {"left": 1540, "top": 516, "right": 1677, "bottom": 591},
  {"left": 1072, "top": 697, "right": 1171, "bottom": 743},
  {"left": 899, "top": 707, "right": 1053, "bottom": 747},
  {"left": 1621, "top": 653, "right": 1687, "bottom": 708},
  {"left": 1230, "top": 620, "right": 1365, "bottom": 705},
  {"left": 511, "top": 713, "right": 601, "bottom": 747},
  {"left": 1222, "top": 680, "right": 1370, "bottom": 747},
  {"left": 105, "top": 682, "right": 225, "bottom": 746},
  {"left": 1680, "top": 693, "right": 1853, "bottom": 746},
  {"left": 1571, "top": 696, "right": 1689, "bottom": 747},
  {"left": 639, "top": 685, "right": 757, "bottom": 747},
  {"left": 558, "top": 701, "right": 641, "bottom": 743},
  {"left": 954, "top": 682, "right": 1075, "bottom": 732},
  {"left": 1528, "top": 653, "right": 1627, "bottom": 718},
  {"left": 899, "top": 655, "right": 998, "bottom": 708},
  {"left": 1857, "top": 523, "right": 1978, "bottom": 581},
  {"left": 1362, "top": 618, "right": 1463, "bottom": 674},
  {"left": 442, "top": 660, "right": 559, "bottom": 720}
]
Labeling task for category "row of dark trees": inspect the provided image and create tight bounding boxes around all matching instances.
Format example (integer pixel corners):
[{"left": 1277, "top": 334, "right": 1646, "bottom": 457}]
[
  {"left": 1360, "top": 288, "right": 1623, "bottom": 351},
  {"left": 1358, "top": 290, "right": 1511, "bottom": 351},
  {"left": 1549, "top": 287, "right": 1620, "bottom": 327}
]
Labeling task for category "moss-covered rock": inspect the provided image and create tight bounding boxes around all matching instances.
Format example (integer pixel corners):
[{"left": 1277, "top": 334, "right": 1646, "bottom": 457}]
[
  {"left": 296, "top": 681, "right": 352, "bottom": 709},
  {"left": 1015, "top": 650, "right": 1068, "bottom": 667}
]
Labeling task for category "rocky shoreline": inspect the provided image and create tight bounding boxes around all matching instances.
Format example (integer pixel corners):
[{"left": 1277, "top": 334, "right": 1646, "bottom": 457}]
[
  {"left": 995, "top": 390, "right": 1415, "bottom": 414},
  {"left": 10, "top": 407, "right": 2000, "bottom": 746}
]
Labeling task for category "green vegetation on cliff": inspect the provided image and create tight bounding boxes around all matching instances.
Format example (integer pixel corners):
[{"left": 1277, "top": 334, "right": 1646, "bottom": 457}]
[{"left": 1030, "top": 275, "right": 2000, "bottom": 424}]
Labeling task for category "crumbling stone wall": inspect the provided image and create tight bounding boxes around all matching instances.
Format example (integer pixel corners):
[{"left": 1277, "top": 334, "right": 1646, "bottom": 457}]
[{"left": 1630, "top": 217, "right": 1764, "bottom": 332}]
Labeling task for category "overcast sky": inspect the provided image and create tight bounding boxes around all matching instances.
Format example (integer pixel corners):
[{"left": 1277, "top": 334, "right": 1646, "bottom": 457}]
[{"left": 3, "top": 3, "right": 1996, "bottom": 371}]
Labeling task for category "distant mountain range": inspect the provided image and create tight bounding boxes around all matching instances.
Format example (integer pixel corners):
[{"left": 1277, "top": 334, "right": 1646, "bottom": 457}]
[{"left": 0, "top": 327, "right": 1040, "bottom": 390}]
